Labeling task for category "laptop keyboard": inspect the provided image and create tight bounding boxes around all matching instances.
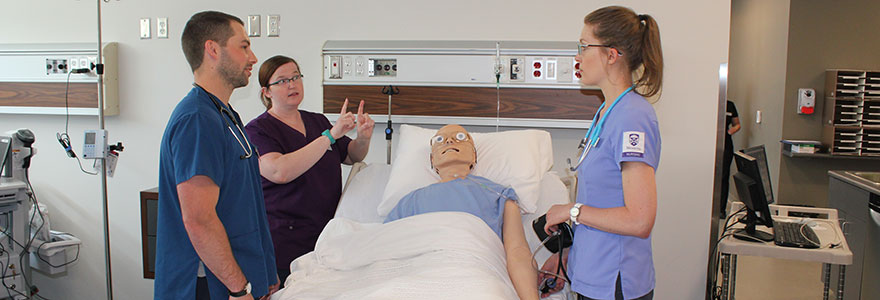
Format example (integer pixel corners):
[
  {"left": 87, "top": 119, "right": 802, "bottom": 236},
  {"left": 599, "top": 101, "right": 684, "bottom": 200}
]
[{"left": 773, "top": 221, "right": 820, "bottom": 249}]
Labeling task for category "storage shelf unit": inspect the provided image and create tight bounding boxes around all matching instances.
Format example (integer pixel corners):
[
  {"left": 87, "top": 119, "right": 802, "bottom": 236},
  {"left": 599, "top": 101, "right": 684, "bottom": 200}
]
[{"left": 823, "top": 70, "right": 880, "bottom": 156}]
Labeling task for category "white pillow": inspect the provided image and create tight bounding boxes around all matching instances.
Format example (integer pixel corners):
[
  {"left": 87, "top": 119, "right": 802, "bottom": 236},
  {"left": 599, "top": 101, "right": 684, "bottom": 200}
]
[
  {"left": 377, "top": 124, "right": 553, "bottom": 218},
  {"left": 335, "top": 164, "right": 392, "bottom": 223}
]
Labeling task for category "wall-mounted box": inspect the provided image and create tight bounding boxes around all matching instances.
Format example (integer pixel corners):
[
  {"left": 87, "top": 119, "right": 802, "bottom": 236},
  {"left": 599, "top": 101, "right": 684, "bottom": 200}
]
[{"left": 0, "top": 43, "right": 119, "bottom": 116}]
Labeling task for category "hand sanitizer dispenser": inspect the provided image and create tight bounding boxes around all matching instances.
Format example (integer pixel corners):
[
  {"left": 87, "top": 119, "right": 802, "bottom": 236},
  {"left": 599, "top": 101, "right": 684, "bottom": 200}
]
[{"left": 798, "top": 88, "right": 815, "bottom": 115}]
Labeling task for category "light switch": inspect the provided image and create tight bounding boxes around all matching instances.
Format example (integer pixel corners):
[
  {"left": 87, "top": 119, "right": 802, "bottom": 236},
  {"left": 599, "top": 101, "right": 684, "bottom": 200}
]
[
  {"left": 140, "top": 18, "right": 151, "bottom": 39},
  {"left": 156, "top": 17, "right": 168, "bottom": 39},
  {"left": 247, "top": 15, "right": 260, "bottom": 37},
  {"left": 267, "top": 15, "right": 280, "bottom": 37}
]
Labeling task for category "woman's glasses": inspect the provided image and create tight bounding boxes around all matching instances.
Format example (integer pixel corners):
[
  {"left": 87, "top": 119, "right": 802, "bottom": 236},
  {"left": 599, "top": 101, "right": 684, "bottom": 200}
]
[
  {"left": 268, "top": 74, "right": 304, "bottom": 87},
  {"left": 577, "top": 43, "right": 622, "bottom": 56}
]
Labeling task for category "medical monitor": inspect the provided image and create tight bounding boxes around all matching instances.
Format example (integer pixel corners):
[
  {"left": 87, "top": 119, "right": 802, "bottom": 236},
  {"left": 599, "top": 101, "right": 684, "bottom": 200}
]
[
  {"left": 0, "top": 136, "right": 10, "bottom": 177},
  {"left": 741, "top": 145, "right": 774, "bottom": 204},
  {"left": 732, "top": 151, "right": 774, "bottom": 242}
]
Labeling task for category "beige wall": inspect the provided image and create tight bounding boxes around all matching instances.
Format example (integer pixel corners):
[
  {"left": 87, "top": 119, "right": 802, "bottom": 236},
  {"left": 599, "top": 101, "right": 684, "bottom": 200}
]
[
  {"left": 728, "top": 0, "right": 791, "bottom": 203},
  {"left": 1, "top": 1, "right": 730, "bottom": 299},
  {"left": 778, "top": 0, "right": 880, "bottom": 207}
]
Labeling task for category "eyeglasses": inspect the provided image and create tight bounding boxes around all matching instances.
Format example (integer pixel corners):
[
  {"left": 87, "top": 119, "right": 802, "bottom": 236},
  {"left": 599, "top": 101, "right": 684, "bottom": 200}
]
[
  {"left": 577, "top": 43, "right": 622, "bottom": 56},
  {"left": 431, "top": 132, "right": 469, "bottom": 146},
  {"left": 267, "top": 74, "right": 304, "bottom": 87}
]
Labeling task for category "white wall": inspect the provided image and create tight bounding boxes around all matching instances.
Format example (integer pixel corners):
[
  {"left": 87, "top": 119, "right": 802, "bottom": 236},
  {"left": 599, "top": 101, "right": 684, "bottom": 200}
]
[{"left": 0, "top": 1, "right": 729, "bottom": 299}]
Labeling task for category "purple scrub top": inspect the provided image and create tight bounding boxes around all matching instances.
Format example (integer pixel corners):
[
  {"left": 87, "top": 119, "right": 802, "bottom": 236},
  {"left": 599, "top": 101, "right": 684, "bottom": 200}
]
[{"left": 244, "top": 110, "right": 351, "bottom": 271}]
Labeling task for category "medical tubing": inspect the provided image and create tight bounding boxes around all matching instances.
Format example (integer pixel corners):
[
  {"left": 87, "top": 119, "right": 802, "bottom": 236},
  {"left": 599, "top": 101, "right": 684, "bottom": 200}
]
[
  {"left": 462, "top": 176, "right": 516, "bottom": 203},
  {"left": 531, "top": 232, "right": 570, "bottom": 285},
  {"left": 495, "top": 41, "right": 501, "bottom": 132},
  {"left": 65, "top": 71, "right": 72, "bottom": 135}
]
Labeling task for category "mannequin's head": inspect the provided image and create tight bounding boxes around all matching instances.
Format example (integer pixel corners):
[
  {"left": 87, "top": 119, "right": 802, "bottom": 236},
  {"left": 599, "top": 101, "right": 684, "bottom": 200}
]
[{"left": 429, "top": 124, "right": 476, "bottom": 176}]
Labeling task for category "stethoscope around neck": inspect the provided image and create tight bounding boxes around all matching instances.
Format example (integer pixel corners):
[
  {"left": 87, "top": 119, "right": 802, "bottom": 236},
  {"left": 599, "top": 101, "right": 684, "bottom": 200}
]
[
  {"left": 194, "top": 83, "right": 254, "bottom": 160},
  {"left": 568, "top": 86, "right": 634, "bottom": 171}
]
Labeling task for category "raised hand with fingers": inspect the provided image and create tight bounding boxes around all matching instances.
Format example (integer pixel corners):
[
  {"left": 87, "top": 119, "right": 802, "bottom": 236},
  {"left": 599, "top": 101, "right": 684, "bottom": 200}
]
[
  {"left": 355, "top": 100, "right": 375, "bottom": 141},
  {"left": 330, "top": 98, "right": 357, "bottom": 139}
]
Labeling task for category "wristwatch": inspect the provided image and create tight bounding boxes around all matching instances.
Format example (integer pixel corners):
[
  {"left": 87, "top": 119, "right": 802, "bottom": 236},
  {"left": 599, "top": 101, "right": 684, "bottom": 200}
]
[
  {"left": 570, "top": 203, "right": 583, "bottom": 225},
  {"left": 229, "top": 282, "right": 251, "bottom": 298}
]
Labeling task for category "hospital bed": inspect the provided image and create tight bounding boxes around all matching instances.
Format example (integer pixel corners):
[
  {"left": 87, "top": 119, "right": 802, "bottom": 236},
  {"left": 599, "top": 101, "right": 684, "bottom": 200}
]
[{"left": 270, "top": 125, "right": 574, "bottom": 300}]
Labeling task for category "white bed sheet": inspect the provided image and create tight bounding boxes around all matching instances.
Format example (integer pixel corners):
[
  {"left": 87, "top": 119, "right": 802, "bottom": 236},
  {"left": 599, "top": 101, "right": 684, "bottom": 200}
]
[
  {"left": 274, "top": 163, "right": 573, "bottom": 300},
  {"left": 271, "top": 212, "right": 518, "bottom": 300}
]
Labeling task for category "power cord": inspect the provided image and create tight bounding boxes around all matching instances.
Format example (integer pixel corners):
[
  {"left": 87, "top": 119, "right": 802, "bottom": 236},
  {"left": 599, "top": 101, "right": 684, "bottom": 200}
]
[
  {"left": 58, "top": 69, "right": 98, "bottom": 176},
  {"left": 21, "top": 168, "right": 77, "bottom": 299},
  {"left": 708, "top": 206, "right": 747, "bottom": 300}
]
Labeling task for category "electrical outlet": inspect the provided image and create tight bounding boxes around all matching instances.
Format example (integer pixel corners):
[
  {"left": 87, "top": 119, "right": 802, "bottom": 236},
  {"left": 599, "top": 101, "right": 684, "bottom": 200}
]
[
  {"left": 247, "top": 15, "right": 260, "bottom": 37},
  {"left": 267, "top": 15, "right": 280, "bottom": 37},
  {"left": 140, "top": 18, "right": 151, "bottom": 39},
  {"left": 156, "top": 17, "right": 168, "bottom": 39}
]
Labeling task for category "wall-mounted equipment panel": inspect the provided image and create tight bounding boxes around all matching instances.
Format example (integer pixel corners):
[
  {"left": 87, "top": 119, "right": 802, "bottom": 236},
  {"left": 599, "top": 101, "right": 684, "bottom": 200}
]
[
  {"left": 321, "top": 41, "right": 598, "bottom": 129},
  {"left": 323, "top": 40, "right": 585, "bottom": 89},
  {"left": 0, "top": 43, "right": 119, "bottom": 116}
]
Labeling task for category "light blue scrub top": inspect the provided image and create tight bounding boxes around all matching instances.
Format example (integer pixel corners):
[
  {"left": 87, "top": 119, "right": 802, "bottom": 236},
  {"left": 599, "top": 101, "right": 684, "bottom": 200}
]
[
  {"left": 384, "top": 175, "right": 516, "bottom": 239},
  {"left": 155, "top": 87, "right": 277, "bottom": 299},
  {"left": 570, "top": 92, "right": 661, "bottom": 300}
]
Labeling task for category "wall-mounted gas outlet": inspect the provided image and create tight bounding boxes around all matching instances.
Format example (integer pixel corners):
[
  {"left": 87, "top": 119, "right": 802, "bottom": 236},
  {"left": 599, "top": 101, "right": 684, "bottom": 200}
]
[
  {"left": 46, "top": 59, "right": 68, "bottom": 74},
  {"left": 507, "top": 57, "right": 525, "bottom": 82}
]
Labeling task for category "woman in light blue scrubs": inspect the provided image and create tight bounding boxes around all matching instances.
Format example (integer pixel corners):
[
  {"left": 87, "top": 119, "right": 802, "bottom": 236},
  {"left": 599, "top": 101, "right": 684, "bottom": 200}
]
[{"left": 541, "top": 6, "right": 664, "bottom": 300}]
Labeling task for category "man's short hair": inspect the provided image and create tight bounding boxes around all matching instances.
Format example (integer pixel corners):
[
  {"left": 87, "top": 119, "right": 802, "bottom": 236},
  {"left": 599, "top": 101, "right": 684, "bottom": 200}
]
[{"left": 181, "top": 11, "right": 244, "bottom": 72}]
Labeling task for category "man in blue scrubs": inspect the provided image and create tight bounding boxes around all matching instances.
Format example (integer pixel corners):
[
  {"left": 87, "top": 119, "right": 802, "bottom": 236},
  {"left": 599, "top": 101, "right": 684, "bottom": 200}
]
[{"left": 156, "top": 11, "right": 277, "bottom": 300}]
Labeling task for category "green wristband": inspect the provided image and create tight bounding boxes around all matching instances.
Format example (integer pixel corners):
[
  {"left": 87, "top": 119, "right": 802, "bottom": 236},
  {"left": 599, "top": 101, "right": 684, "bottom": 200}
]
[{"left": 322, "top": 129, "right": 336, "bottom": 145}]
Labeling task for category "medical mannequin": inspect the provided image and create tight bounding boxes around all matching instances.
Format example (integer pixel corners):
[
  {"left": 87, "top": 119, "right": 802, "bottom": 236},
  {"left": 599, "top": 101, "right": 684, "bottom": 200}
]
[{"left": 384, "top": 125, "right": 539, "bottom": 300}]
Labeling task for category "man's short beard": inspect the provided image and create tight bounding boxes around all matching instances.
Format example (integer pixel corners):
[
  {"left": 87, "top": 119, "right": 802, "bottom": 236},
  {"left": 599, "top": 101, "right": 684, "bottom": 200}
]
[{"left": 218, "top": 50, "right": 249, "bottom": 88}]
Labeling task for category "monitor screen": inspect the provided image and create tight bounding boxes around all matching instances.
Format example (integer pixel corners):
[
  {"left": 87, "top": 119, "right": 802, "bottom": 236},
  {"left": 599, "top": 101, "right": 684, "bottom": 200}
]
[
  {"left": 0, "top": 136, "right": 10, "bottom": 177},
  {"left": 733, "top": 151, "right": 774, "bottom": 232},
  {"left": 741, "top": 145, "right": 774, "bottom": 204}
]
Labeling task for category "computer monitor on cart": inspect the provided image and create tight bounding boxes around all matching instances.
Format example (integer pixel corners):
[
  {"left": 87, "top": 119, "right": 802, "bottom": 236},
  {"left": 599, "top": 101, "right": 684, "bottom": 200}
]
[{"left": 732, "top": 150, "right": 774, "bottom": 241}]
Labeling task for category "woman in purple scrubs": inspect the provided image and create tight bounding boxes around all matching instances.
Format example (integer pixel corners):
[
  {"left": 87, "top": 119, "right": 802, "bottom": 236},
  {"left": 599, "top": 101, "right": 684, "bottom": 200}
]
[
  {"left": 244, "top": 55, "right": 374, "bottom": 285},
  {"left": 541, "top": 6, "right": 663, "bottom": 300}
]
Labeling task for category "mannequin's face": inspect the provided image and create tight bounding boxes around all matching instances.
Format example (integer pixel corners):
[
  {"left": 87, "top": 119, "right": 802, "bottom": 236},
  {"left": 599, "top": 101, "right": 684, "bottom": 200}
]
[{"left": 430, "top": 124, "right": 476, "bottom": 173}]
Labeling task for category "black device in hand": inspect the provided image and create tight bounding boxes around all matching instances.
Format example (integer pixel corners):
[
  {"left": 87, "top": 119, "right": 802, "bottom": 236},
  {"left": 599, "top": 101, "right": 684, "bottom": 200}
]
[{"left": 532, "top": 214, "right": 573, "bottom": 253}]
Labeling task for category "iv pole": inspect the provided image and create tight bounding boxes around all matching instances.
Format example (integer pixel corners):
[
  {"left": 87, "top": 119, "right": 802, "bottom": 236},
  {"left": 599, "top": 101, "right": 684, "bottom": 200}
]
[{"left": 96, "top": 0, "right": 114, "bottom": 299}]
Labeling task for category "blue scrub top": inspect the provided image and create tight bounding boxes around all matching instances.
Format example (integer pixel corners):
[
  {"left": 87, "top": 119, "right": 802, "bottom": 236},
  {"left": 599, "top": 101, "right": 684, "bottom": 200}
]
[
  {"left": 384, "top": 175, "right": 516, "bottom": 239},
  {"left": 570, "top": 91, "right": 661, "bottom": 300},
  {"left": 155, "top": 87, "right": 277, "bottom": 299}
]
